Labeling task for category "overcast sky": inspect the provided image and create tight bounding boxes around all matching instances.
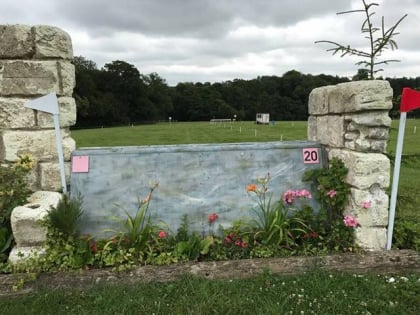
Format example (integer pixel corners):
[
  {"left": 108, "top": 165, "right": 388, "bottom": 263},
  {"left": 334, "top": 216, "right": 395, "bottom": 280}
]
[{"left": 2, "top": 0, "right": 420, "bottom": 85}]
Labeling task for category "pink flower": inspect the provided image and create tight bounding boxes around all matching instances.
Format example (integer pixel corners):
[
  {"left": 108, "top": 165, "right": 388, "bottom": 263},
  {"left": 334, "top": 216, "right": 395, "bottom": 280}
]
[
  {"left": 299, "top": 189, "right": 312, "bottom": 199},
  {"left": 283, "top": 189, "right": 312, "bottom": 204},
  {"left": 326, "top": 190, "right": 337, "bottom": 198},
  {"left": 361, "top": 201, "right": 372, "bottom": 209},
  {"left": 283, "top": 190, "right": 296, "bottom": 204},
  {"left": 343, "top": 215, "right": 360, "bottom": 228},
  {"left": 158, "top": 231, "right": 167, "bottom": 238},
  {"left": 208, "top": 213, "right": 219, "bottom": 224}
]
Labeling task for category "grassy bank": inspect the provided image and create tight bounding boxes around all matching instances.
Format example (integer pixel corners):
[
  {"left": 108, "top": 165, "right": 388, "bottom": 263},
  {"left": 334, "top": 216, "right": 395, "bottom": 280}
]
[{"left": 1, "top": 271, "right": 419, "bottom": 314}]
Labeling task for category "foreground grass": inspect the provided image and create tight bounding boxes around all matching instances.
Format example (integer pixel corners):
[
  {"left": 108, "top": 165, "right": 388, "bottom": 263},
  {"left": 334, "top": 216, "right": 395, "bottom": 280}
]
[{"left": 1, "top": 271, "right": 419, "bottom": 314}]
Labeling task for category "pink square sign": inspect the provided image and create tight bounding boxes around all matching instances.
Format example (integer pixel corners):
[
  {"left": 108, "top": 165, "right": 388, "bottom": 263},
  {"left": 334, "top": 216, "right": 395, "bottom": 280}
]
[
  {"left": 302, "top": 148, "right": 319, "bottom": 164},
  {"left": 72, "top": 156, "right": 89, "bottom": 173}
]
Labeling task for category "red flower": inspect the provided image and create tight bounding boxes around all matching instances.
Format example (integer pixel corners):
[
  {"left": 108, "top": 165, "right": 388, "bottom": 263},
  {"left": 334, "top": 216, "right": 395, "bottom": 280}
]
[
  {"left": 89, "top": 240, "right": 97, "bottom": 253},
  {"left": 208, "top": 213, "right": 219, "bottom": 224},
  {"left": 158, "top": 231, "right": 167, "bottom": 238}
]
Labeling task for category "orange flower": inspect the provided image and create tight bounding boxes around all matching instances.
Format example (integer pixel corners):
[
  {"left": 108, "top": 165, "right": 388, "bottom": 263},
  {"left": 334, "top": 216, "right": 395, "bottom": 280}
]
[{"left": 246, "top": 184, "right": 258, "bottom": 192}]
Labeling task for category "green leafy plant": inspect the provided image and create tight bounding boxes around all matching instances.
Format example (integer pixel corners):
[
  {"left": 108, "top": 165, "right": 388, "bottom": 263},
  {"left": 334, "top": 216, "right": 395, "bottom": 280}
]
[
  {"left": 303, "top": 158, "right": 357, "bottom": 252},
  {"left": 393, "top": 218, "right": 420, "bottom": 250},
  {"left": 47, "top": 193, "right": 84, "bottom": 237},
  {"left": 0, "top": 226, "right": 13, "bottom": 262},
  {"left": 303, "top": 158, "right": 350, "bottom": 224},
  {"left": 316, "top": 0, "right": 407, "bottom": 79},
  {"left": 107, "top": 182, "right": 159, "bottom": 253},
  {"left": 0, "top": 154, "right": 34, "bottom": 227},
  {"left": 0, "top": 154, "right": 34, "bottom": 263},
  {"left": 245, "top": 174, "right": 309, "bottom": 248},
  {"left": 171, "top": 214, "right": 215, "bottom": 261}
]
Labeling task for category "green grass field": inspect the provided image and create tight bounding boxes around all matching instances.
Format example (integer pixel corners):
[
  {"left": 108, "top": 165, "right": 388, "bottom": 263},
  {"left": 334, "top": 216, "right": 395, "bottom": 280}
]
[
  {"left": 71, "top": 121, "right": 308, "bottom": 147},
  {"left": 71, "top": 120, "right": 420, "bottom": 154}
]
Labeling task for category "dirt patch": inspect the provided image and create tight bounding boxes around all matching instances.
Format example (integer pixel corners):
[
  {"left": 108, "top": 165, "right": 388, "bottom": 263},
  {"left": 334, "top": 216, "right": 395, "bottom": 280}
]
[{"left": 1, "top": 249, "right": 419, "bottom": 296}]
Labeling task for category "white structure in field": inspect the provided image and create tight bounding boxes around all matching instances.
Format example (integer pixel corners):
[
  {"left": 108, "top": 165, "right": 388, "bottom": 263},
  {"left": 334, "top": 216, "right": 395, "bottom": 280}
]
[{"left": 256, "top": 113, "right": 270, "bottom": 124}]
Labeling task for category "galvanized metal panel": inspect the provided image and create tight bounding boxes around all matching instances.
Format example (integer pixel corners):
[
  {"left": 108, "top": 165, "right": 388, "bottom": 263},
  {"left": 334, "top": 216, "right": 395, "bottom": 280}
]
[{"left": 70, "top": 141, "right": 326, "bottom": 238}]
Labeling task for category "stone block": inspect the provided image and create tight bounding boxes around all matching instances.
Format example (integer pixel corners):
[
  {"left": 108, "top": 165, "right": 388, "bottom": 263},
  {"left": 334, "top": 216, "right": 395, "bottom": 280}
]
[
  {"left": 345, "top": 111, "right": 391, "bottom": 127},
  {"left": 24, "top": 166, "right": 40, "bottom": 191},
  {"left": 329, "top": 80, "right": 393, "bottom": 113},
  {"left": 307, "top": 116, "right": 317, "bottom": 141},
  {"left": 368, "top": 127, "right": 389, "bottom": 140},
  {"left": 58, "top": 61, "right": 75, "bottom": 96},
  {"left": 0, "top": 25, "right": 33, "bottom": 58},
  {"left": 344, "top": 131, "right": 359, "bottom": 141},
  {"left": 355, "top": 226, "right": 387, "bottom": 251},
  {"left": 329, "top": 149, "right": 390, "bottom": 190},
  {"left": 344, "top": 119, "right": 389, "bottom": 153},
  {"left": 326, "top": 115, "right": 345, "bottom": 147},
  {"left": 39, "top": 161, "right": 71, "bottom": 191},
  {"left": 313, "top": 115, "right": 344, "bottom": 148},
  {"left": 37, "top": 97, "right": 77, "bottom": 128},
  {"left": 0, "top": 97, "right": 36, "bottom": 128},
  {"left": 10, "top": 191, "right": 62, "bottom": 247},
  {"left": 8, "top": 246, "right": 46, "bottom": 265},
  {"left": 346, "top": 187, "right": 389, "bottom": 227},
  {"left": 9, "top": 191, "right": 62, "bottom": 265},
  {"left": 0, "top": 60, "right": 59, "bottom": 96},
  {"left": 0, "top": 129, "right": 75, "bottom": 162},
  {"left": 308, "top": 85, "right": 335, "bottom": 115},
  {"left": 315, "top": 116, "right": 329, "bottom": 144},
  {"left": 34, "top": 25, "right": 73, "bottom": 60}
]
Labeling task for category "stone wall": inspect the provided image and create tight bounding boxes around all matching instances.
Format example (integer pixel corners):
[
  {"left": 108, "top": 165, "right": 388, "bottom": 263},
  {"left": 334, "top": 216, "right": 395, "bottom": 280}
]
[
  {"left": 1, "top": 25, "right": 393, "bottom": 252},
  {"left": 0, "top": 25, "right": 76, "bottom": 191},
  {"left": 308, "top": 80, "right": 392, "bottom": 250}
]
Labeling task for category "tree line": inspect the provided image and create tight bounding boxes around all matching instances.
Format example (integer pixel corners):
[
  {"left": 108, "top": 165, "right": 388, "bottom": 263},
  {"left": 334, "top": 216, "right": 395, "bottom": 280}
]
[{"left": 72, "top": 56, "right": 420, "bottom": 128}]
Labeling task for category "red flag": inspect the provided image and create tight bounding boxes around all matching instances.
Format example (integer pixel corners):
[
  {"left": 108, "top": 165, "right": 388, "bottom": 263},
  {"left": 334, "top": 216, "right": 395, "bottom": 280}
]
[{"left": 400, "top": 87, "right": 420, "bottom": 112}]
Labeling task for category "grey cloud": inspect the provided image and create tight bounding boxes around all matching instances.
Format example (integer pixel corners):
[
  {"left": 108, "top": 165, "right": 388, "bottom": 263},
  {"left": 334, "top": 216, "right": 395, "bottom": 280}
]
[
  {"left": 52, "top": 0, "right": 351, "bottom": 38},
  {"left": 0, "top": 0, "right": 416, "bottom": 85}
]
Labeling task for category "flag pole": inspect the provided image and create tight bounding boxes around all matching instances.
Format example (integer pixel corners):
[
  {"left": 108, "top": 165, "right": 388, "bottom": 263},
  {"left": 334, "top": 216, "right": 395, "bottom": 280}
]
[
  {"left": 24, "top": 93, "right": 67, "bottom": 193},
  {"left": 386, "top": 111, "right": 407, "bottom": 250},
  {"left": 53, "top": 113, "right": 67, "bottom": 193}
]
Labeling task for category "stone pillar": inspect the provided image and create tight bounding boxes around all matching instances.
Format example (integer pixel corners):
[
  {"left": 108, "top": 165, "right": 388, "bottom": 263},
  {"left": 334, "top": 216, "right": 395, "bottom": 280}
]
[
  {"left": 308, "top": 80, "right": 392, "bottom": 250},
  {"left": 0, "top": 25, "right": 76, "bottom": 191}
]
